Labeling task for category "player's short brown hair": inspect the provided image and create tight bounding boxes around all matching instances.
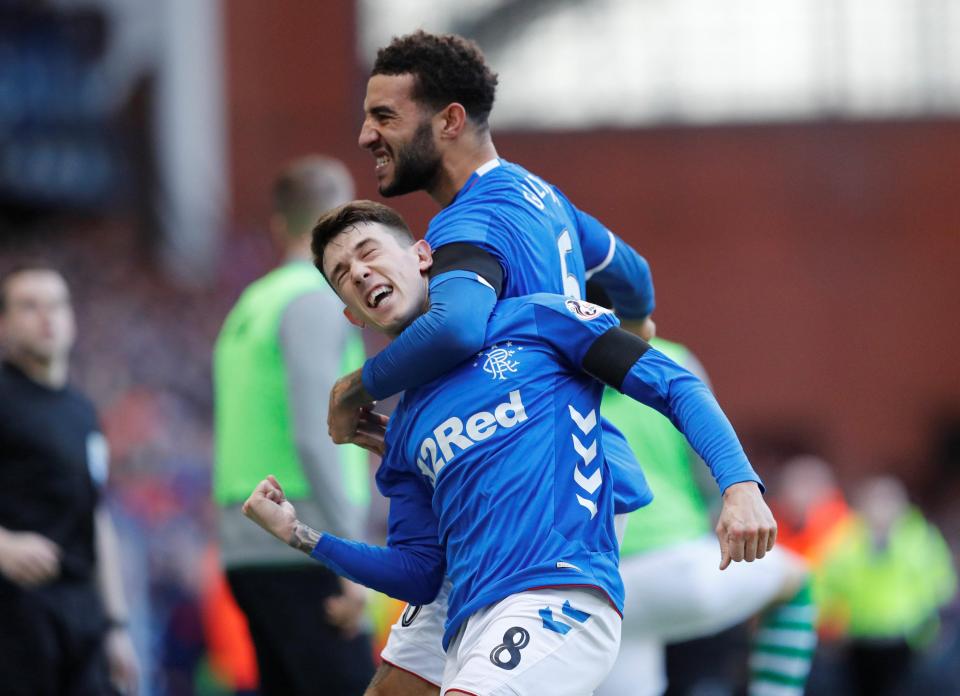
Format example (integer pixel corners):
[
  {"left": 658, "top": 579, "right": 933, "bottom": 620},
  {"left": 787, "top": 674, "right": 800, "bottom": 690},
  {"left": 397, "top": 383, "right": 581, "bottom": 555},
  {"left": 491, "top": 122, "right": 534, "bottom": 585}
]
[{"left": 311, "top": 200, "right": 414, "bottom": 281}]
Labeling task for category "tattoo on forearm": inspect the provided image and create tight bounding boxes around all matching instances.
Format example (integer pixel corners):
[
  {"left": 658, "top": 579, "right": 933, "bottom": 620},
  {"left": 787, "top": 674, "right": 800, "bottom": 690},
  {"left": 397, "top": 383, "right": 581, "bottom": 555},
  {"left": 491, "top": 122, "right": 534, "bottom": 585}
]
[
  {"left": 288, "top": 522, "right": 321, "bottom": 553},
  {"left": 339, "top": 370, "right": 373, "bottom": 408}
]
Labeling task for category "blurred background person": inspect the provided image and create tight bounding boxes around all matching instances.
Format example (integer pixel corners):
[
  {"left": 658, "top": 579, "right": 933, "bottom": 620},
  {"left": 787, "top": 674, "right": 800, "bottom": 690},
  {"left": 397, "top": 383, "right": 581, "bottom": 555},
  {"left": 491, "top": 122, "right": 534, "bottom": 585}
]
[
  {"left": 212, "top": 156, "right": 374, "bottom": 695},
  {"left": 815, "top": 475, "right": 956, "bottom": 696},
  {"left": 0, "top": 265, "right": 139, "bottom": 696},
  {"left": 773, "top": 456, "right": 854, "bottom": 571}
]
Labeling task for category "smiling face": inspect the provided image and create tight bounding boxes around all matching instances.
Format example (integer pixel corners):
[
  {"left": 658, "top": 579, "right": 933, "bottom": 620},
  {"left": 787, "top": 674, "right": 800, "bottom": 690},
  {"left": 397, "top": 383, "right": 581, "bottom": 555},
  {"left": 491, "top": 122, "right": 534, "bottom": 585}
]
[
  {"left": 358, "top": 74, "right": 443, "bottom": 197},
  {"left": 321, "top": 221, "right": 432, "bottom": 336}
]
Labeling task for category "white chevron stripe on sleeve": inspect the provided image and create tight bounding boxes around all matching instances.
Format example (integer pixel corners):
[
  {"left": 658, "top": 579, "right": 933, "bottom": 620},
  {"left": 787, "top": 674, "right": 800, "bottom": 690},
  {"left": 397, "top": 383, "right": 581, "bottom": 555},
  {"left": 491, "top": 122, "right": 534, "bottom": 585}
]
[
  {"left": 574, "top": 465, "right": 602, "bottom": 494},
  {"left": 571, "top": 435, "right": 597, "bottom": 465},
  {"left": 576, "top": 495, "right": 598, "bottom": 519},
  {"left": 567, "top": 404, "right": 597, "bottom": 434}
]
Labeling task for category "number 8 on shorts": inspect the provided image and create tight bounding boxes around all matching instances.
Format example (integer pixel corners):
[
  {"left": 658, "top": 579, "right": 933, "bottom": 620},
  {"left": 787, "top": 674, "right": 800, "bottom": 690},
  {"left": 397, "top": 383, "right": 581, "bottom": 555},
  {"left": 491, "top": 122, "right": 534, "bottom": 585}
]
[
  {"left": 442, "top": 588, "right": 622, "bottom": 695},
  {"left": 490, "top": 627, "right": 530, "bottom": 670}
]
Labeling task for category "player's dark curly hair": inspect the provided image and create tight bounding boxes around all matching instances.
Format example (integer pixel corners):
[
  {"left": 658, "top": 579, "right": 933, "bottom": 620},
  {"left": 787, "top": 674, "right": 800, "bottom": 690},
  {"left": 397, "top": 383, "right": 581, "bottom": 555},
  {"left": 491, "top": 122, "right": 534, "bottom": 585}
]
[
  {"left": 311, "top": 200, "right": 414, "bottom": 283},
  {"left": 372, "top": 31, "right": 498, "bottom": 128}
]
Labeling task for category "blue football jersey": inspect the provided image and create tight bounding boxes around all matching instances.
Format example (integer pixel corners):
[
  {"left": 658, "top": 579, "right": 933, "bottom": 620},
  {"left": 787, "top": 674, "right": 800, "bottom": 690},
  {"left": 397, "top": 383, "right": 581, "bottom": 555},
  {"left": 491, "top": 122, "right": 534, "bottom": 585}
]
[
  {"left": 427, "top": 159, "right": 652, "bottom": 512},
  {"left": 380, "top": 294, "right": 627, "bottom": 648},
  {"left": 312, "top": 293, "right": 761, "bottom": 649},
  {"left": 430, "top": 159, "right": 597, "bottom": 298}
]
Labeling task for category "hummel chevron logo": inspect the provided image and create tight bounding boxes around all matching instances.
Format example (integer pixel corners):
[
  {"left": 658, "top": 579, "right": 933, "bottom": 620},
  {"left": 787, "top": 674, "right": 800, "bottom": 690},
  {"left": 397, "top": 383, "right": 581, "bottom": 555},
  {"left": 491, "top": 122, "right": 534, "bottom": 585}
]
[
  {"left": 576, "top": 494, "right": 597, "bottom": 519},
  {"left": 574, "top": 466, "right": 602, "bottom": 494},
  {"left": 569, "top": 405, "right": 600, "bottom": 518},
  {"left": 571, "top": 434, "right": 597, "bottom": 465},
  {"left": 539, "top": 607, "right": 572, "bottom": 635},
  {"left": 540, "top": 602, "right": 592, "bottom": 634},
  {"left": 567, "top": 405, "right": 597, "bottom": 434},
  {"left": 561, "top": 601, "right": 591, "bottom": 623}
]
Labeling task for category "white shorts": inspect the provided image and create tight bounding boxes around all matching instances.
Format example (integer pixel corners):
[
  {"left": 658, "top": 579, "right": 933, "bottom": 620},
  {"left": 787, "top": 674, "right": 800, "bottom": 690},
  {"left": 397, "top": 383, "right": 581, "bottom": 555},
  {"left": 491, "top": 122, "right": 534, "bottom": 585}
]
[
  {"left": 380, "top": 579, "right": 452, "bottom": 687},
  {"left": 380, "top": 510, "right": 623, "bottom": 691},
  {"left": 441, "top": 587, "right": 621, "bottom": 696},
  {"left": 598, "top": 534, "right": 799, "bottom": 696}
]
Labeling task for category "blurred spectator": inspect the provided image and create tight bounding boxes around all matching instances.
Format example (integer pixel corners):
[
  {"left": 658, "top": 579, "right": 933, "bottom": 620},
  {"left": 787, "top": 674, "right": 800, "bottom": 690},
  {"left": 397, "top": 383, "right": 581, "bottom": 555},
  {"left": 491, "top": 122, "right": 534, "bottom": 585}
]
[
  {"left": 212, "top": 156, "right": 374, "bottom": 695},
  {"left": 1, "top": 218, "right": 241, "bottom": 694},
  {"left": 774, "top": 455, "right": 853, "bottom": 568},
  {"left": 0, "top": 265, "right": 139, "bottom": 695},
  {"left": 816, "top": 475, "right": 957, "bottom": 696},
  {"left": 199, "top": 544, "right": 258, "bottom": 694}
]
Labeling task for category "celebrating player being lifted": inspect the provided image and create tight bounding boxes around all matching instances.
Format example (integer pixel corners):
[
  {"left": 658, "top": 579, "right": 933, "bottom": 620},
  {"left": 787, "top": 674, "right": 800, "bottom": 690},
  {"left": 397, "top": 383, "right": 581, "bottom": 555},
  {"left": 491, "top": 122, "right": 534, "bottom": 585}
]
[
  {"left": 320, "top": 30, "right": 780, "bottom": 695},
  {"left": 329, "top": 31, "right": 759, "bottom": 693},
  {"left": 242, "top": 201, "right": 776, "bottom": 696}
]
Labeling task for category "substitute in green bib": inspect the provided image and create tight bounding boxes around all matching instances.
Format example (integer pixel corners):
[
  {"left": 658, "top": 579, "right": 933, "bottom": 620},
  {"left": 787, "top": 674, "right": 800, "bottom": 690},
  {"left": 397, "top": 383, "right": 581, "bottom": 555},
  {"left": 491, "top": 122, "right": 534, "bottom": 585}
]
[{"left": 213, "top": 156, "right": 374, "bottom": 695}]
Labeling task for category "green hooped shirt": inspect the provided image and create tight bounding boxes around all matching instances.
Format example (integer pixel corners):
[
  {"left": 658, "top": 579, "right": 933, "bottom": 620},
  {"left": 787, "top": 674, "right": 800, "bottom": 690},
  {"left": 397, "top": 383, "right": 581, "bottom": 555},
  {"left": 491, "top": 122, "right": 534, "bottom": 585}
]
[
  {"left": 602, "top": 338, "right": 712, "bottom": 557},
  {"left": 213, "top": 262, "right": 368, "bottom": 508}
]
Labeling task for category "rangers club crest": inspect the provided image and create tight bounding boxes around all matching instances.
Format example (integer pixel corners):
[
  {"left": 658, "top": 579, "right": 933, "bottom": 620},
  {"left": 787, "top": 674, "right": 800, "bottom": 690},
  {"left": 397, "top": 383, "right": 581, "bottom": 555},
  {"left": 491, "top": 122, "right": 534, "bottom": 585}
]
[
  {"left": 564, "top": 298, "right": 610, "bottom": 321},
  {"left": 473, "top": 342, "right": 523, "bottom": 380}
]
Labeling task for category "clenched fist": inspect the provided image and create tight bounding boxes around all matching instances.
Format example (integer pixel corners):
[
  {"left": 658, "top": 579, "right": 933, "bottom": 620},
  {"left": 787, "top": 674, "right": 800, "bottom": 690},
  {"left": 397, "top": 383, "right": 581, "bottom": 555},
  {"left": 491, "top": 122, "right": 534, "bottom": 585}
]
[
  {"left": 715, "top": 481, "right": 778, "bottom": 570},
  {"left": 242, "top": 475, "right": 299, "bottom": 545}
]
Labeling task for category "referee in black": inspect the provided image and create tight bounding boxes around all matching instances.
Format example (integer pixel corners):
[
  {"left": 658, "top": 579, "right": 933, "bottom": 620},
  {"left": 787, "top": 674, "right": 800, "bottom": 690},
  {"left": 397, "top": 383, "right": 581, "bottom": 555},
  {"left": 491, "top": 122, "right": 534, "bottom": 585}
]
[{"left": 0, "top": 265, "right": 139, "bottom": 695}]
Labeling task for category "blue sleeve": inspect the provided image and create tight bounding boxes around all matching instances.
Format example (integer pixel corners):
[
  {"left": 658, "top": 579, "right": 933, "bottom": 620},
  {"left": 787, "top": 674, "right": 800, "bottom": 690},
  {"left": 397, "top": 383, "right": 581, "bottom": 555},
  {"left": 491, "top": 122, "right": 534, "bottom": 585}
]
[
  {"left": 587, "top": 234, "right": 655, "bottom": 320},
  {"left": 361, "top": 272, "right": 497, "bottom": 399},
  {"left": 531, "top": 294, "right": 758, "bottom": 493},
  {"left": 566, "top": 198, "right": 655, "bottom": 320},
  {"left": 310, "top": 467, "right": 444, "bottom": 605},
  {"left": 620, "top": 348, "right": 763, "bottom": 494}
]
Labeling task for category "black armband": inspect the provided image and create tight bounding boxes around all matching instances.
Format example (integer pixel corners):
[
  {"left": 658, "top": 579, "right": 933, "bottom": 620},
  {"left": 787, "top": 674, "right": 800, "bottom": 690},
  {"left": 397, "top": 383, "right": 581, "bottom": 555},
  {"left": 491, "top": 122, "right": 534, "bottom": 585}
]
[
  {"left": 430, "top": 243, "right": 504, "bottom": 296},
  {"left": 582, "top": 327, "right": 650, "bottom": 390}
]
